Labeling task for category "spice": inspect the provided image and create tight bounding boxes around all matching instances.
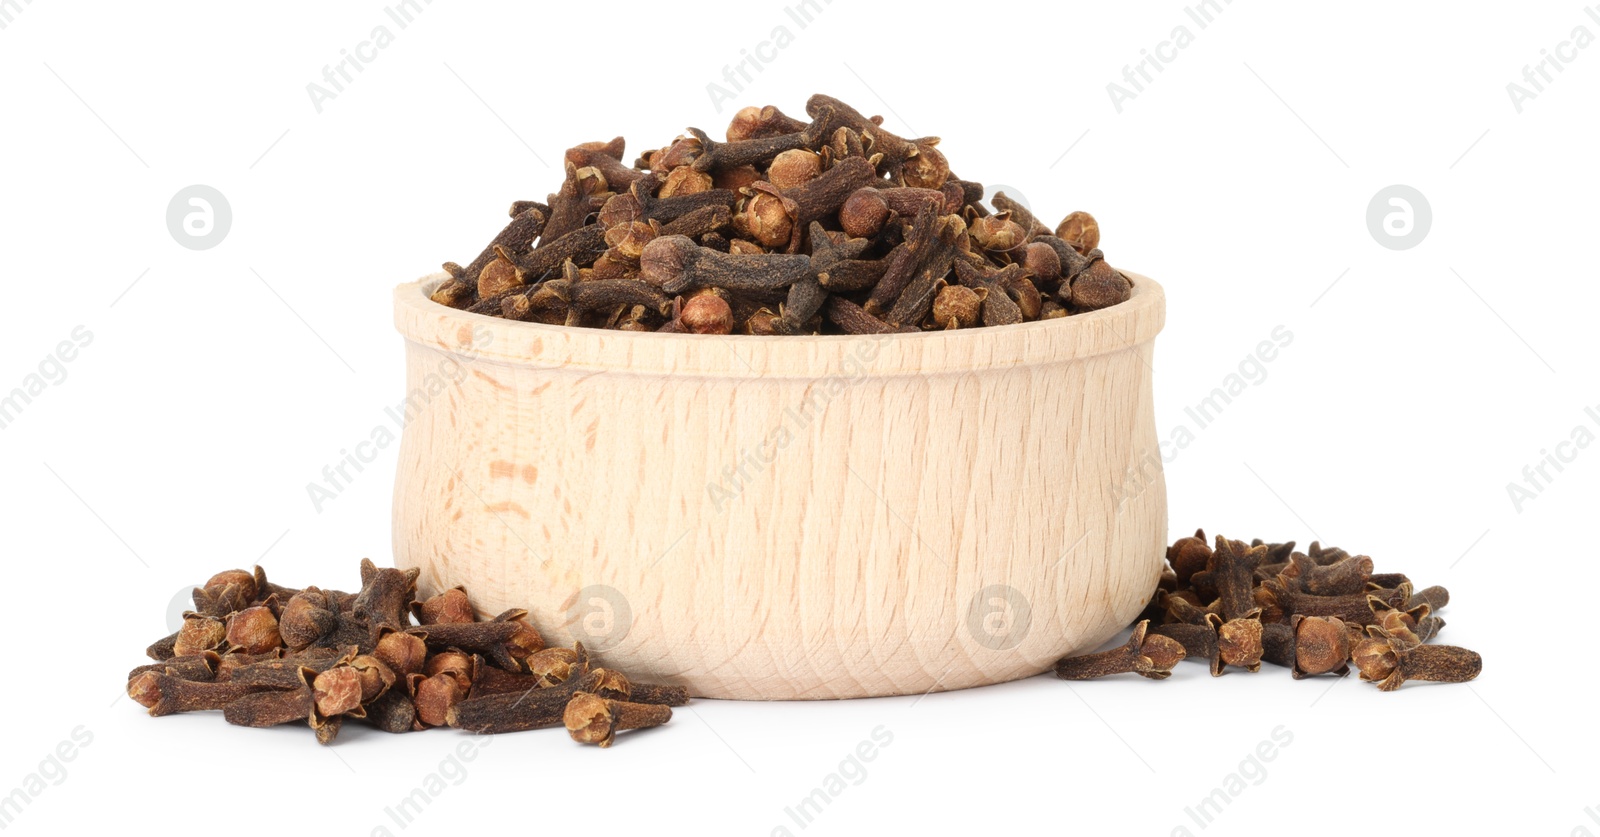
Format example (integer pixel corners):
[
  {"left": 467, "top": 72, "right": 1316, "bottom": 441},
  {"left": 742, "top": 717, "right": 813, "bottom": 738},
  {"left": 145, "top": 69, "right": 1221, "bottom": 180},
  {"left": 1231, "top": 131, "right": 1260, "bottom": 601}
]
[
  {"left": 1284, "top": 616, "right": 1352, "bottom": 678},
  {"left": 1351, "top": 628, "right": 1482, "bottom": 691},
  {"left": 1054, "top": 620, "right": 1185, "bottom": 681},
  {"left": 225, "top": 606, "right": 282, "bottom": 655},
  {"left": 128, "top": 560, "right": 686, "bottom": 746},
  {"left": 1054, "top": 530, "right": 1482, "bottom": 692},
  {"left": 432, "top": 93, "right": 1134, "bottom": 333},
  {"left": 173, "top": 613, "right": 228, "bottom": 657},
  {"left": 638, "top": 234, "right": 808, "bottom": 296},
  {"left": 130, "top": 673, "right": 268, "bottom": 717},
  {"left": 413, "top": 586, "right": 474, "bottom": 625},
  {"left": 563, "top": 692, "right": 673, "bottom": 748},
  {"left": 448, "top": 670, "right": 603, "bottom": 734}
]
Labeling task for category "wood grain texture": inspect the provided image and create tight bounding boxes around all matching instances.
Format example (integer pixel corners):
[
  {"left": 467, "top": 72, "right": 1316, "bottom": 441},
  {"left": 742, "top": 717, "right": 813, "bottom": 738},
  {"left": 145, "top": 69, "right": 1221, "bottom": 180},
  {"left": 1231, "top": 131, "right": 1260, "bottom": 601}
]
[{"left": 392, "top": 272, "right": 1167, "bottom": 699}]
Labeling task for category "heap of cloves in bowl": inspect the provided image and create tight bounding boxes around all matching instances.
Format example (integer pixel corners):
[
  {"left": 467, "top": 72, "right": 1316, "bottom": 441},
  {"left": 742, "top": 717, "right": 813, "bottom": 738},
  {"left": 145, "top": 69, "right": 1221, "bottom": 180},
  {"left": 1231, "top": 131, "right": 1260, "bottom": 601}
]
[
  {"left": 430, "top": 93, "right": 1127, "bottom": 334},
  {"left": 128, "top": 560, "right": 685, "bottom": 747},
  {"left": 1054, "top": 531, "right": 1483, "bottom": 690}
]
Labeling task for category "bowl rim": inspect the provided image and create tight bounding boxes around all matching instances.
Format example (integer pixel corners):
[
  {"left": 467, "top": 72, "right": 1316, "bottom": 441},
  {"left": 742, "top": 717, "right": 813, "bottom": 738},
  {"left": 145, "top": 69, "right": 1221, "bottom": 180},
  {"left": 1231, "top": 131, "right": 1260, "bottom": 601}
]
[{"left": 394, "top": 270, "right": 1164, "bottom": 377}]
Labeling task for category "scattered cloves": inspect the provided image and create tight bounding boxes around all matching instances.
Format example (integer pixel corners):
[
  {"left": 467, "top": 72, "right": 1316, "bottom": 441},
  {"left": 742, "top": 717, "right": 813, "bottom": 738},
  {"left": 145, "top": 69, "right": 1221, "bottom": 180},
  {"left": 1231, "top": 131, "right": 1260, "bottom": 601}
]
[
  {"left": 129, "top": 561, "right": 686, "bottom": 746},
  {"left": 1062, "top": 529, "right": 1479, "bottom": 694}
]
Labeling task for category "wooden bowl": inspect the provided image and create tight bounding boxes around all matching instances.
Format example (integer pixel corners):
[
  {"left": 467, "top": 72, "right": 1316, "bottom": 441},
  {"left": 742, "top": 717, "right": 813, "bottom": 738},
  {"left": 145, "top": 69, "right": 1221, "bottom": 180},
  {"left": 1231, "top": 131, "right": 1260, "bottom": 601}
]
[{"left": 392, "top": 272, "right": 1166, "bottom": 699}]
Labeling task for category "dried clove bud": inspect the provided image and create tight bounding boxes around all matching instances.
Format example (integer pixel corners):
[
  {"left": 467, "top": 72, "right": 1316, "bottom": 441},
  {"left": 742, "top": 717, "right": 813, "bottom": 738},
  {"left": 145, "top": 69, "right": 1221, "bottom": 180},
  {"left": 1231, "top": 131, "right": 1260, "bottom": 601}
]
[
  {"left": 544, "top": 162, "right": 611, "bottom": 242},
  {"left": 1055, "top": 211, "right": 1100, "bottom": 254},
  {"left": 1351, "top": 628, "right": 1482, "bottom": 691},
  {"left": 1189, "top": 535, "right": 1269, "bottom": 622},
  {"left": 639, "top": 235, "right": 811, "bottom": 295},
  {"left": 130, "top": 673, "right": 267, "bottom": 716},
  {"left": 523, "top": 647, "right": 582, "bottom": 687},
  {"left": 659, "top": 166, "right": 713, "bottom": 198},
  {"left": 565, "top": 139, "right": 646, "bottom": 190},
  {"left": 205, "top": 569, "right": 260, "bottom": 603},
  {"left": 425, "top": 650, "right": 474, "bottom": 691},
  {"left": 1054, "top": 621, "right": 1185, "bottom": 681},
  {"left": 193, "top": 577, "right": 252, "bottom": 617},
  {"left": 412, "top": 586, "right": 474, "bottom": 625},
  {"left": 968, "top": 212, "right": 1028, "bottom": 261},
  {"left": 838, "top": 188, "right": 892, "bottom": 239},
  {"left": 406, "top": 621, "right": 521, "bottom": 656},
  {"left": 931, "top": 284, "right": 984, "bottom": 329},
  {"left": 448, "top": 670, "right": 603, "bottom": 734},
  {"left": 1260, "top": 578, "right": 1411, "bottom": 627},
  {"left": 1289, "top": 551, "right": 1375, "bottom": 596},
  {"left": 1021, "top": 241, "right": 1062, "bottom": 288},
  {"left": 679, "top": 289, "right": 735, "bottom": 335},
  {"left": 564, "top": 692, "right": 673, "bottom": 748},
  {"left": 411, "top": 672, "right": 465, "bottom": 728},
  {"left": 349, "top": 655, "right": 396, "bottom": 703},
  {"left": 726, "top": 105, "right": 808, "bottom": 141},
  {"left": 766, "top": 149, "right": 823, "bottom": 190},
  {"left": 1068, "top": 253, "right": 1132, "bottom": 311},
  {"left": 1215, "top": 614, "right": 1265, "bottom": 673},
  {"left": 373, "top": 629, "right": 429, "bottom": 679},
  {"left": 173, "top": 613, "right": 228, "bottom": 657},
  {"left": 1287, "top": 615, "right": 1351, "bottom": 678},
  {"left": 312, "top": 666, "right": 366, "bottom": 719},
  {"left": 279, "top": 589, "right": 337, "bottom": 651},
  {"left": 225, "top": 606, "right": 282, "bottom": 655}
]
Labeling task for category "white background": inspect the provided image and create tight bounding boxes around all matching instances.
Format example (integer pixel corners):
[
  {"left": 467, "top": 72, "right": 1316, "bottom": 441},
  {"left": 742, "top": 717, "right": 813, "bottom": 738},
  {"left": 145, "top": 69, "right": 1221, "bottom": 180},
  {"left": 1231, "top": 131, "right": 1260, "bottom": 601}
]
[{"left": 2, "top": 1, "right": 1596, "bottom": 834}]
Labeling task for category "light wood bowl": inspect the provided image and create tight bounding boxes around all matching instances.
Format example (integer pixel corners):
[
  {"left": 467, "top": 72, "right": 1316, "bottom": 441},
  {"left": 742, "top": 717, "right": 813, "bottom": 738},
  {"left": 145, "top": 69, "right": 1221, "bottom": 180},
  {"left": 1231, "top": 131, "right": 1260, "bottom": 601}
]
[{"left": 392, "top": 272, "right": 1166, "bottom": 699}]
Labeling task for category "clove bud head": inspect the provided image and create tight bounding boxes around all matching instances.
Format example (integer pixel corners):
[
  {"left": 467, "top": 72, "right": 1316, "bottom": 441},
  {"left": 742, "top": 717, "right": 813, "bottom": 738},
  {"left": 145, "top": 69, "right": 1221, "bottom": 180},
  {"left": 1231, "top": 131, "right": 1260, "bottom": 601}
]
[
  {"left": 278, "top": 590, "right": 336, "bottom": 651},
  {"left": 766, "top": 149, "right": 822, "bottom": 191},
  {"left": 900, "top": 143, "right": 949, "bottom": 189},
  {"left": 734, "top": 188, "right": 795, "bottom": 249},
  {"left": 1070, "top": 257, "right": 1131, "bottom": 311},
  {"left": 413, "top": 587, "right": 474, "bottom": 626},
  {"left": 204, "top": 569, "right": 259, "bottom": 604},
  {"left": 1215, "top": 616, "right": 1265, "bottom": 672},
  {"left": 373, "top": 629, "right": 429, "bottom": 679},
  {"left": 174, "top": 613, "right": 228, "bottom": 657},
  {"left": 680, "top": 291, "right": 734, "bottom": 335},
  {"left": 839, "top": 188, "right": 891, "bottom": 239},
  {"left": 1290, "top": 615, "right": 1350, "bottom": 678},
  {"left": 412, "top": 672, "right": 465, "bottom": 728},
  {"left": 1055, "top": 211, "right": 1100, "bottom": 253},
  {"left": 932, "top": 284, "right": 984, "bottom": 329},
  {"left": 659, "top": 166, "right": 713, "bottom": 198},
  {"left": 426, "top": 650, "right": 474, "bottom": 691},
  {"left": 312, "top": 666, "right": 365, "bottom": 719},
  {"left": 225, "top": 606, "right": 282, "bottom": 655}
]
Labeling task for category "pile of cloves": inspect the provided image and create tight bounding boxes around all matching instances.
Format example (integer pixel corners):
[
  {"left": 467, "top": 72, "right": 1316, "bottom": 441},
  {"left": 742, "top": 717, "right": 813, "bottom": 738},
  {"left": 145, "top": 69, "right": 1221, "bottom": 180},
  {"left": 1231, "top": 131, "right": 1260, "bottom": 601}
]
[
  {"left": 1055, "top": 531, "right": 1483, "bottom": 690},
  {"left": 128, "top": 560, "right": 686, "bottom": 747},
  {"left": 431, "top": 93, "right": 1128, "bottom": 334}
]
